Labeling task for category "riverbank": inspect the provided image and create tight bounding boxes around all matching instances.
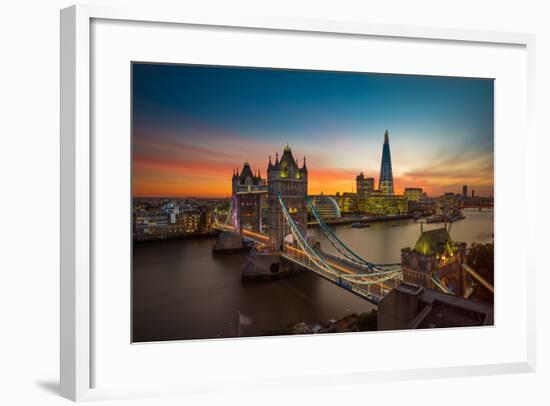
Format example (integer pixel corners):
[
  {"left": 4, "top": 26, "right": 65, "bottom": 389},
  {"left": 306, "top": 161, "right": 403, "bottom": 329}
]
[
  {"left": 133, "top": 231, "right": 219, "bottom": 243},
  {"left": 264, "top": 309, "right": 378, "bottom": 336}
]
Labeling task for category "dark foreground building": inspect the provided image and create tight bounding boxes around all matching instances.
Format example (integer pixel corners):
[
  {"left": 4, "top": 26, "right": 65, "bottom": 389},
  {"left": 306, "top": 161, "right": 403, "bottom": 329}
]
[{"left": 377, "top": 282, "right": 494, "bottom": 330}]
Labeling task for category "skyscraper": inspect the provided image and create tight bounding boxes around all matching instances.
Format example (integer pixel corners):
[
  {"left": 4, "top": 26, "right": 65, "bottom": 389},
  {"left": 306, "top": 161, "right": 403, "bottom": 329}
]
[
  {"left": 378, "top": 130, "right": 395, "bottom": 195},
  {"left": 463, "top": 184, "right": 468, "bottom": 198},
  {"left": 356, "top": 172, "right": 374, "bottom": 199}
]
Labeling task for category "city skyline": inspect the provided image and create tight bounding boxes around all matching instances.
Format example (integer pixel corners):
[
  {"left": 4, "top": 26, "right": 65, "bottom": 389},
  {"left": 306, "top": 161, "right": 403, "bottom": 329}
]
[{"left": 133, "top": 63, "right": 494, "bottom": 198}]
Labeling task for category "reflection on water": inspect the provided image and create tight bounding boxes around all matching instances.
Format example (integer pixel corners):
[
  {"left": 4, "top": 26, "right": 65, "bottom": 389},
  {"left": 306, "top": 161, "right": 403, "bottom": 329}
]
[{"left": 132, "top": 208, "right": 493, "bottom": 342}]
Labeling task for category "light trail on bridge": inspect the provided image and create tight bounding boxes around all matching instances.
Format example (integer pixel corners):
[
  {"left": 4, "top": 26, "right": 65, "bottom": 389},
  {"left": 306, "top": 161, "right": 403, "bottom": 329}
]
[
  {"left": 214, "top": 193, "right": 403, "bottom": 302},
  {"left": 212, "top": 202, "right": 271, "bottom": 243},
  {"left": 283, "top": 244, "right": 397, "bottom": 291},
  {"left": 241, "top": 229, "right": 270, "bottom": 241}
]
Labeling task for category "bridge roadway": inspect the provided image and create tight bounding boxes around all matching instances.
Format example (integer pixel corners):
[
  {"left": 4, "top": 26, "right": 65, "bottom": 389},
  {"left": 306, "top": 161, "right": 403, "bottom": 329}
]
[
  {"left": 215, "top": 224, "right": 271, "bottom": 244},
  {"left": 317, "top": 250, "right": 399, "bottom": 294},
  {"left": 241, "top": 228, "right": 270, "bottom": 243},
  {"left": 231, "top": 229, "right": 492, "bottom": 301},
  {"left": 215, "top": 221, "right": 493, "bottom": 301},
  {"left": 214, "top": 224, "right": 399, "bottom": 302},
  {"left": 282, "top": 244, "right": 399, "bottom": 303}
]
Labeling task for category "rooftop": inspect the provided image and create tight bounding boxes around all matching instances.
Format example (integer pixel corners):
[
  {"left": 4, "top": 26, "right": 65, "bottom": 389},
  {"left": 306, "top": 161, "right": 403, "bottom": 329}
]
[
  {"left": 234, "top": 162, "right": 263, "bottom": 185},
  {"left": 414, "top": 226, "right": 454, "bottom": 256},
  {"left": 394, "top": 282, "right": 494, "bottom": 328},
  {"left": 268, "top": 145, "right": 307, "bottom": 176},
  {"left": 396, "top": 283, "right": 424, "bottom": 295},
  {"left": 413, "top": 300, "right": 489, "bottom": 329}
]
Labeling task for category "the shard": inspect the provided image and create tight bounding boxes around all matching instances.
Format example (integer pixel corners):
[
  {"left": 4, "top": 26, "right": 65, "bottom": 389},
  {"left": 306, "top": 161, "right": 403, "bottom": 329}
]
[{"left": 378, "top": 130, "right": 394, "bottom": 195}]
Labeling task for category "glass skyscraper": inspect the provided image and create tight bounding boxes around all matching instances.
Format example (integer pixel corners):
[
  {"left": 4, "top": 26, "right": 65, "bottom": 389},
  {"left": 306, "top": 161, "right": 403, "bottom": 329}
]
[{"left": 378, "top": 130, "right": 395, "bottom": 195}]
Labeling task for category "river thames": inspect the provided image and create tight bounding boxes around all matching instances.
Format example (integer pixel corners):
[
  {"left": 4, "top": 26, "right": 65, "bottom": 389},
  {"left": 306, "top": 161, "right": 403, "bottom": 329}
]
[{"left": 132, "top": 208, "right": 493, "bottom": 342}]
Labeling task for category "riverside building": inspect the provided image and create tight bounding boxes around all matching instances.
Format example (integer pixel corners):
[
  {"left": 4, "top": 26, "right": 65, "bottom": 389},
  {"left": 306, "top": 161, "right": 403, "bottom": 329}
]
[{"left": 401, "top": 225, "right": 467, "bottom": 295}]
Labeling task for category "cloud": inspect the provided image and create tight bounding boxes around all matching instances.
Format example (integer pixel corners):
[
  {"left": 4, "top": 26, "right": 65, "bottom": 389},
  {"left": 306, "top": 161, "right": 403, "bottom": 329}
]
[
  {"left": 397, "top": 150, "right": 494, "bottom": 195},
  {"left": 132, "top": 123, "right": 494, "bottom": 197}
]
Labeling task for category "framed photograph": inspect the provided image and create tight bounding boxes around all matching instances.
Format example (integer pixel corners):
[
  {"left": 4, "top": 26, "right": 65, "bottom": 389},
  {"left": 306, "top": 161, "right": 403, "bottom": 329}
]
[{"left": 61, "top": 4, "right": 536, "bottom": 401}]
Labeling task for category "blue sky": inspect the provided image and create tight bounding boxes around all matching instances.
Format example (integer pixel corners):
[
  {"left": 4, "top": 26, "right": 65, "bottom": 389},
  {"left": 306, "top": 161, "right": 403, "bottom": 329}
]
[{"left": 132, "top": 63, "right": 494, "bottom": 197}]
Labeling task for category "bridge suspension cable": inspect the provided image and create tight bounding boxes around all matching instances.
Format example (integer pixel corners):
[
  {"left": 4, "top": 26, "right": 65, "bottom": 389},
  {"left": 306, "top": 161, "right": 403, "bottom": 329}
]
[
  {"left": 279, "top": 194, "right": 340, "bottom": 278},
  {"left": 213, "top": 200, "right": 234, "bottom": 230},
  {"left": 306, "top": 196, "right": 400, "bottom": 272},
  {"left": 280, "top": 194, "right": 401, "bottom": 286},
  {"left": 307, "top": 196, "right": 372, "bottom": 267}
]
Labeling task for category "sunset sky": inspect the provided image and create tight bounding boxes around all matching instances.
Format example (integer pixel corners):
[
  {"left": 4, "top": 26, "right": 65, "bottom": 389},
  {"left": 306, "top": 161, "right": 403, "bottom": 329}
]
[{"left": 132, "top": 63, "right": 494, "bottom": 198}]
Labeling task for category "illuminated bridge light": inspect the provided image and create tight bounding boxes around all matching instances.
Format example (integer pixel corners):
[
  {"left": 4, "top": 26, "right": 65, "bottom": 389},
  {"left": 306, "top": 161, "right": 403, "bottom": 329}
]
[{"left": 241, "top": 229, "right": 270, "bottom": 241}]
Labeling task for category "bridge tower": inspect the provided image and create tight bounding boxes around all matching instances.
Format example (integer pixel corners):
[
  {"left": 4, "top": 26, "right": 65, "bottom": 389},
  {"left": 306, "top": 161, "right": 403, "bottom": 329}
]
[
  {"left": 267, "top": 145, "right": 308, "bottom": 251},
  {"left": 231, "top": 162, "right": 267, "bottom": 233}
]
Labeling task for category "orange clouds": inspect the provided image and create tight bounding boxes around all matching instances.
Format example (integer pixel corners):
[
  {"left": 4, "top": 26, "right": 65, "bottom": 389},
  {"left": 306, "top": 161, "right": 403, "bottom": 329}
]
[
  {"left": 132, "top": 130, "right": 493, "bottom": 198},
  {"left": 394, "top": 150, "right": 494, "bottom": 196},
  {"left": 307, "top": 167, "right": 361, "bottom": 195},
  {"left": 133, "top": 178, "right": 231, "bottom": 198},
  {"left": 132, "top": 156, "right": 494, "bottom": 198}
]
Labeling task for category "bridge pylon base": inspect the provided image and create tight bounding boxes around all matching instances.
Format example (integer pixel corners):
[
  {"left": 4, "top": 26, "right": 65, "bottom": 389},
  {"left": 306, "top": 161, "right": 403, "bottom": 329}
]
[
  {"left": 242, "top": 250, "right": 301, "bottom": 282},
  {"left": 212, "top": 231, "right": 249, "bottom": 254}
]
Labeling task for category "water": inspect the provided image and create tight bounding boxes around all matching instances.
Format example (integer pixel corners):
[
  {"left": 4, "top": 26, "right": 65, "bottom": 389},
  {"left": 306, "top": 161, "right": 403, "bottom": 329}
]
[
  {"left": 311, "top": 208, "right": 494, "bottom": 263},
  {"left": 132, "top": 208, "right": 493, "bottom": 342}
]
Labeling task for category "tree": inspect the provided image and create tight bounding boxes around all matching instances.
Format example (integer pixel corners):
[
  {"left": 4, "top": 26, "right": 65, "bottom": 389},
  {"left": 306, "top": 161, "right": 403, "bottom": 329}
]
[{"left": 467, "top": 242, "right": 494, "bottom": 304}]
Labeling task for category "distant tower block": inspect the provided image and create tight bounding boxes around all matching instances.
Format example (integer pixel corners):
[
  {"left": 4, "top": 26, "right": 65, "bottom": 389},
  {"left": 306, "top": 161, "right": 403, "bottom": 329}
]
[
  {"left": 356, "top": 172, "right": 374, "bottom": 200},
  {"left": 378, "top": 130, "right": 395, "bottom": 195},
  {"left": 267, "top": 145, "right": 308, "bottom": 251}
]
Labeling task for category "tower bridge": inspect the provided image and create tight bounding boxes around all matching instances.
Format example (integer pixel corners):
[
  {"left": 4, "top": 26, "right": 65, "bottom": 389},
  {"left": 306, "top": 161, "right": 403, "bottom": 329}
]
[
  {"left": 214, "top": 144, "right": 403, "bottom": 304},
  {"left": 213, "top": 140, "right": 493, "bottom": 304}
]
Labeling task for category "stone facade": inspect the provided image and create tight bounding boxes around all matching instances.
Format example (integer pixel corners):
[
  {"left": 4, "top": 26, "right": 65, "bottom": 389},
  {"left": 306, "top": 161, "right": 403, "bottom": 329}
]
[
  {"left": 231, "top": 162, "right": 267, "bottom": 233},
  {"left": 267, "top": 145, "right": 308, "bottom": 251},
  {"left": 401, "top": 225, "right": 467, "bottom": 295}
]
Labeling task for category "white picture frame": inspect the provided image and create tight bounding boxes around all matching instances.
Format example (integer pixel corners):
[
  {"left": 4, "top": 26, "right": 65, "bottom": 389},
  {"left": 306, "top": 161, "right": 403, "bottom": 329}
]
[{"left": 60, "top": 4, "right": 536, "bottom": 402}]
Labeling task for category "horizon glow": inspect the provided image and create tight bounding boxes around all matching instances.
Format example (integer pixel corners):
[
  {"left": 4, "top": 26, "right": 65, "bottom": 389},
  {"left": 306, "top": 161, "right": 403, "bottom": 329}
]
[{"left": 132, "top": 63, "right": 494, "bottom": 198}]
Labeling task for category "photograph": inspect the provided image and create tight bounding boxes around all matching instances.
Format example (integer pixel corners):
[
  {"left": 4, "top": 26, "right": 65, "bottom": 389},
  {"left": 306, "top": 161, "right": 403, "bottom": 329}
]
[
  {"left": 3, "top": 1, "right": 543, "bottom": 404},
  {"left": 131, "top": 63, "right": 495, "bottom": 343}
]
